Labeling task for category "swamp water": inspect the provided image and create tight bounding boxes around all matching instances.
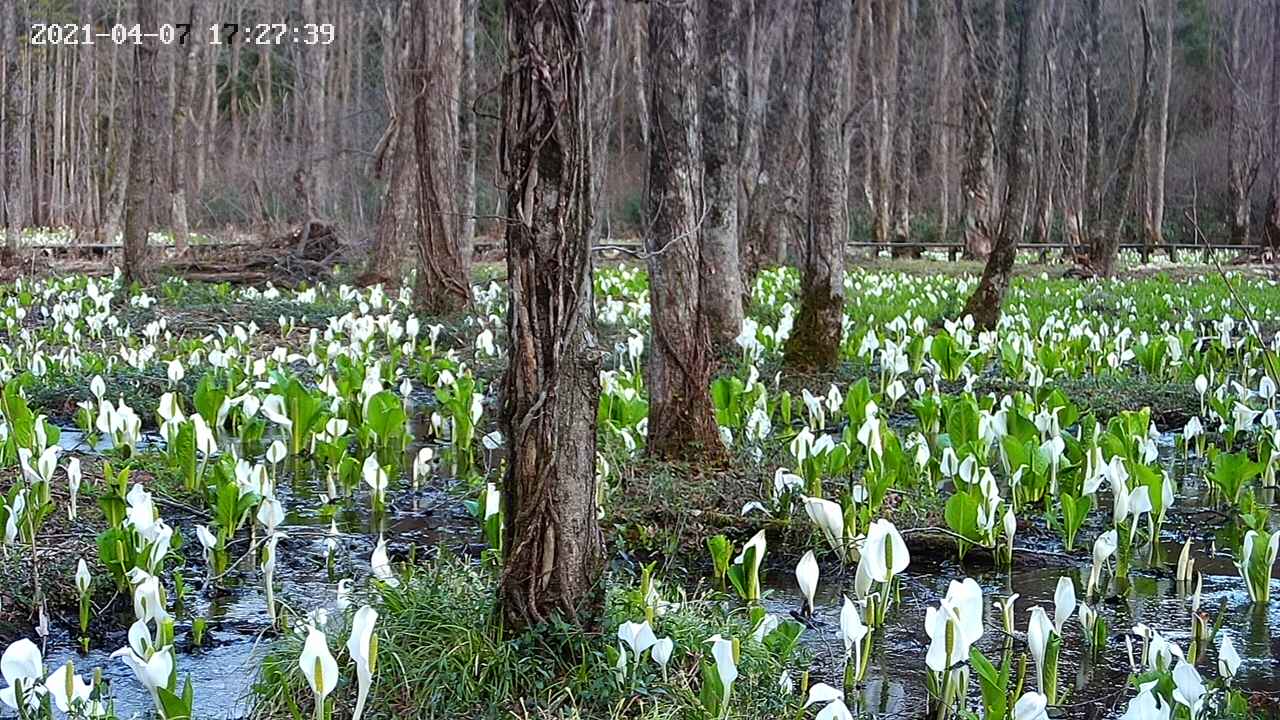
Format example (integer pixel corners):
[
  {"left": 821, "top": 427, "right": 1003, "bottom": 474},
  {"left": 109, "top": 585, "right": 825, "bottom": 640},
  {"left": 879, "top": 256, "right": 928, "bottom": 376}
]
[{"left": 23, "top": 432, "right": 1280, "bottom": 719}]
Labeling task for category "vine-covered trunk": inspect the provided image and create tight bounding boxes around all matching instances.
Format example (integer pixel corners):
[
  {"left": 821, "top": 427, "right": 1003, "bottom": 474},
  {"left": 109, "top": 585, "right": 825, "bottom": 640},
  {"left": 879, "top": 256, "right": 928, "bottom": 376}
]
[
  {"left": 413, "top": 0, "right": 470, "bottom": 315},
  {"left": 784, "top": 0, "right": 850, "bottom": 370},
  {"left": 498, "top": 0, "right": 604, "bottom": 632},
  {"left": 645, "top": 0, "right": 725, "bottom": 461}
]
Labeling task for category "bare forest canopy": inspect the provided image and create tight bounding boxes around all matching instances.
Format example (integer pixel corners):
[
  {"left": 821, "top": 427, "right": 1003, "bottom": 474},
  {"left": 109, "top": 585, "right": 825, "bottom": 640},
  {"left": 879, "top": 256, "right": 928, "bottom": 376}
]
[{"left": 1, "top": 0, "right": 1279, "bottom": 275}]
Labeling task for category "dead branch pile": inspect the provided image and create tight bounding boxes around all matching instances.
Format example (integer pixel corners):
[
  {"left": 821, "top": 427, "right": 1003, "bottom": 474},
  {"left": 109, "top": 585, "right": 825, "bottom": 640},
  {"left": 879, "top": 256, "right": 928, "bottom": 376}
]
[{"left": 169, "top": 222, "right": 352, "bottom": 285}]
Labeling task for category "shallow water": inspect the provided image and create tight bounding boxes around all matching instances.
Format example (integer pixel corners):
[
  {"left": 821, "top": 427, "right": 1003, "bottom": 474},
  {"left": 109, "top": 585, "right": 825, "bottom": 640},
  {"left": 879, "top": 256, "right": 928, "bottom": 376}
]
[
  {"left": 26, "top": 428, "right": 1280, "bottom": 719},
  {"left": 31, "top": 436, "right": 479, "bottom": 719},
  {"left": 761, "top": 433, "right": 1280, "bottom": 719}
]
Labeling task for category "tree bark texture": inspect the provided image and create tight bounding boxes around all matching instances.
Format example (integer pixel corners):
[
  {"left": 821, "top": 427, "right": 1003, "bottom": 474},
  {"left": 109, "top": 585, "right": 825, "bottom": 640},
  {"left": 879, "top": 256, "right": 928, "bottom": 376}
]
[
  {"left": 364, "top": 1, "right": 415, "bottom": 287},
  {"left": 1265, "top": 0, "right": 1280, "bottom": 250},
  {"left": 123, "top": 0, "right": 161, "bottom": 284},
  {"left": 498, "top": 0, "right": 604, "bottom": 632},
  {"left": 1088, "top": 3, "right": 1153, "bottom": 277},
  {"left": 962, "top": 0, "right": 1041, "bottom": 330},
  {"left": 701, "top": 0, "right": 745, "bottom": 347},
  {"left": 784, "top": 0, "right": 850, "bottom": 370},
  {"left": 3, "top": 0, "right": 22, "bottom": 259},
  {"left": 743, "top": 3, "right": 807, "bottom": 280},
  {"left": 955, "top": 0, "right": 996, "bottom": 260},
  {"left": 645, "top": 0, "right": 726, "bottom": 462},
  {"left": 169, "top": 1, "right": 200, "bottom": 255},
  {"left": 413, "top": 0, "right": 471, "bottom": 315}
]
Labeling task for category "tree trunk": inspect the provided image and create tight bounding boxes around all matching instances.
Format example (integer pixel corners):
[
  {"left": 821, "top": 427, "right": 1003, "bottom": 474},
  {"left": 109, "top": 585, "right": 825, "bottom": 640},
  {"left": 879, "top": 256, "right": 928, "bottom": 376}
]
[
  {"left": 1265, "top": 0, "right": 1280, "bottom": 250},
  {"left": 1085, "top": 0, "right": 1103, "bottom": 226},
  {"left": 962, "top": 0, "right": 1041, "bottom": 329},
  {"left": 123, "top": 0, "right": 161, "bottom": 285},
  {"left": 743, "top": 4, "right": 806, "bottom": 280},
  {"left": 2, "top": 0, "right": 22, "bottom": 260},
  {"left": 413, "top": 0, "right": 470, "bottom": 315},
  {"left": 784, "top": 0, "right": 850, "bottom": 370},
  {"left": 890, "top": 0, "right": 917, "bottom": 256},
  {"left": 956, "top": 0, "right": 996, "bottom": 260},
  {"left": 170, "top": 1, "right": 200, "bottom": 255},
  {"left": 1088, "top": 4, "right": 1153, "bottom": 277},
  {"left": 738, "top": 0, "right": 789, "bottom": 276},
  {"left": 701, "top": 0, "right": 745, "bottom": 347},
  {"left": 498, "top": 0, "right": 604, "bottom": 632},
  {"left": 1148, "top": 0, "right": 1174, "bottom": 256},
  {"left": 645, "top": 0, "right": 725, "bottom": 462},
  {"left": 869, "top": 0, "right": 901, "bottom": 247},
  {"left": 364, "top": 1, "right": 415, "bottom": 286},
  {"left": 459, "top": 0, "right": 478, "bottom": 246},
  {"left": 1226, "top": 0, "right": 1250, "bottom": 246}
]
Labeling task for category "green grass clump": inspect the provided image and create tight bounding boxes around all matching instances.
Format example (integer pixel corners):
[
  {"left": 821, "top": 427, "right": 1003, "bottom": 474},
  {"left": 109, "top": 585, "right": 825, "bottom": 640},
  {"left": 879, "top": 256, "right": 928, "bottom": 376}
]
[{"left": 253, "top": 558, "right": 806, "bottom": 720}]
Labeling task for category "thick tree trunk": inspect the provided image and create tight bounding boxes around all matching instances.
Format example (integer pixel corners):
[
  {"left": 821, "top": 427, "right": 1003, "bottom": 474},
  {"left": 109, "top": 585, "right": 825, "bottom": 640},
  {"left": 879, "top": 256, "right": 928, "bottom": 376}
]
[
  {"left": 364, "top": 1, "right": 415, "bottom": 287},
  {"left": 784, "top": 0, "right": 850, "bottom": 370},
  {"left": 1088, "top": 4, "right": 1153, "bottom": 277},
  {"left": 413, "top": 0, "right": 470, "bottom": 315},
  {"left": 956, "top": 0, "right": 996, "bottom": 260},
  {"left": 368, "top": 126, "right": 415, "bottom": 286},
  {"left": 2, "top": 0, "right": 22, "bottom": 260},
  {"left": 498, "top": 0, "right": 604, "bottom": 632},
  {"left": 962, "top": 0, "right": 1041, "bottom": 329},
  {"left": 170, "top": 2, "right": 200, "bottom": 255},
  {"left": 701, "top": 0, "right": 745, "bottom": 347},
  {"left": 123, "top": 0, "right": 161, "bottom": 285},
  {"left": 645, "top": 0, "right": 725, "bottom": 462}
]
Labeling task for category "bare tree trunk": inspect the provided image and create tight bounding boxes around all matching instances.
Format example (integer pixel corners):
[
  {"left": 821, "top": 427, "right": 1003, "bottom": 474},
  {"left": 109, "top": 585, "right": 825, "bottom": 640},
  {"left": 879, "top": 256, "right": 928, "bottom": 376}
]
[
  {"left": 2, "top": 0, "right": 21, "bottom": 260},
  {"left": 586, "top": 0, "right": 616, "bottom": 239},
  {"left": 891, "top": 0, "right": 917, "bottom": 256},
  {"left": 1265, "top": 0, "right": 1280, "bottom": 250},
  {"left": 784, "top": 0, "right": 850, "bottom": 370},
  {"left": 935, "top": 0, "right": 954, "bottom": 249},
  {"left": 744, "top": 5, "right": 807, "bottom": 279},
  {"left": 459, "top": 0, "right": 478, "bottom": 246},
  {"left": 1148, "top": 0, "right": 1174, "bottom": 256},
  {"left": 701, "top": 0, "right": 745, "bottom": 346},
  {"left": 645, "top": 0, "right": 724, "bottom": 461},
  {"left": 1226, "top": 0, "right": 1250, "bottom": 246},
  {"left": 363, "top": 2, "right": 414, "bottom": 286},
  {"left": 123, "top": 0, "right": 161, "bottom": 284},
  {"left": 498, "top": 0, "right": 604, "bottom": 632},
  {"left": 738, "top": 0, "right": 789, "bottom": 273},
  {"left": 956, "top": 0, "right": 996, "bottom": 259},
  {"left": 1088, "top": 4, "right": 1154, "bottom": 277},
  {"left": 170, "top": 2, "right": 200, "bottom": 255},
  {"left": 869, "top": 0, "right": 901, "bottom": 247},
  {"left": 962, "top": 0, "right": 1041, "bottom": 329},
  {"left": 1085, "top": 0, "right": 1103, "bottom": 226},
  {"left": 1033, "top": 0, "right": 1060, "bottom": 248},
  {"left": 413, "top": 0, "right": 470, "bottom": 314}
]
